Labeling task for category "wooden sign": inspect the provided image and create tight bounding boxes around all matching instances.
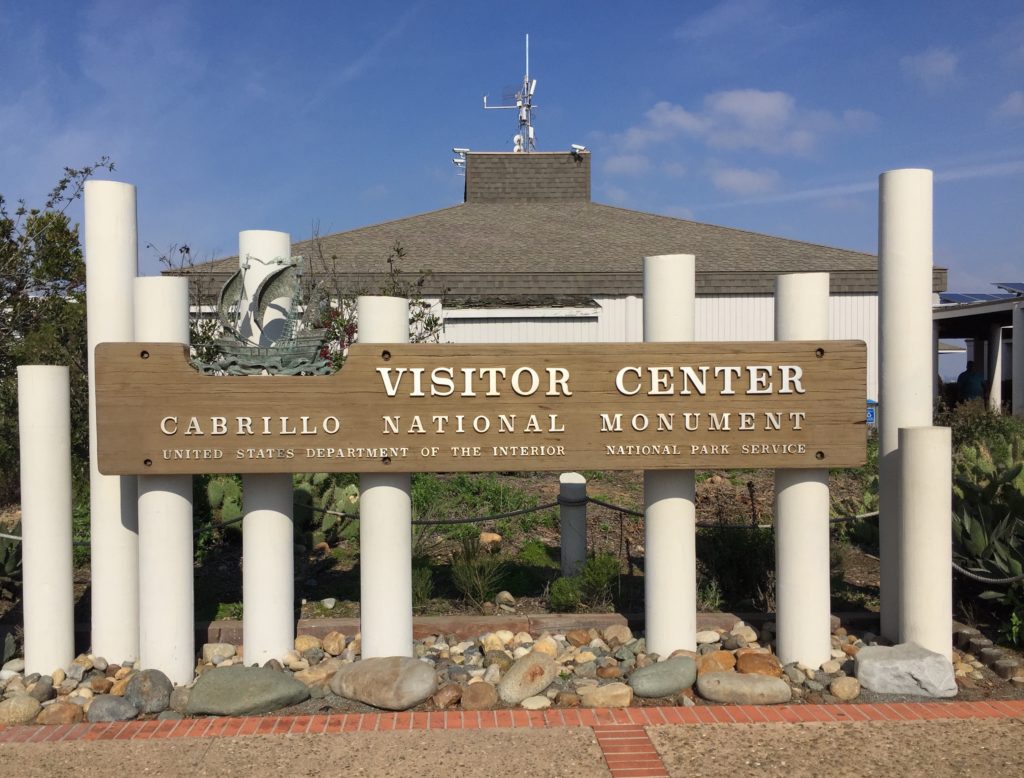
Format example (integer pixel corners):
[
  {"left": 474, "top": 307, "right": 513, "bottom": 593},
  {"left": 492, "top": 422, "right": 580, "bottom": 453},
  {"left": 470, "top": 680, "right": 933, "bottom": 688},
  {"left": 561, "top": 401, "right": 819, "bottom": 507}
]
[{"left": 95, "top": 341, "right": 866, "bottom": 475}]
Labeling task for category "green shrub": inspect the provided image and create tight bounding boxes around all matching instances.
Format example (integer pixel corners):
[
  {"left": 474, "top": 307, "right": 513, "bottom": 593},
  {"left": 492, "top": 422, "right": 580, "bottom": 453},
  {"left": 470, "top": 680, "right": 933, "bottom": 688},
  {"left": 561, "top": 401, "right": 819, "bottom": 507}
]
[
  {"left": 518, "top": 539, "right": 556, "bottom": 568},
  {"left": 411, "top": 562, "right": 434, "bottom": 608},
  {"left": 0, "top": 522, "right": 22, "bottom": 601},
  {"left": 549, "top": 576, "right": 582, "bottom": 612},
  {"left": 579, "top": 553, "right": 619, "bottom": 607},
  {"left": 696, "top": 526, "right": 775, "bottom": 608},
  {"left": 449, "top": 536, "right": 507, "bottom": 610}
]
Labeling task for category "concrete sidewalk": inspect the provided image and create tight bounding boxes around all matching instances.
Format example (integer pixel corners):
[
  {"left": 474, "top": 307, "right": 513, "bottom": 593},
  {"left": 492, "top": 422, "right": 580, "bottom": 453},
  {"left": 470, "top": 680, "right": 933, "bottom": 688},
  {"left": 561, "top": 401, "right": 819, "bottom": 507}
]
[{"left": 2, "top": 701, "right": 1023, "bottom": 777}]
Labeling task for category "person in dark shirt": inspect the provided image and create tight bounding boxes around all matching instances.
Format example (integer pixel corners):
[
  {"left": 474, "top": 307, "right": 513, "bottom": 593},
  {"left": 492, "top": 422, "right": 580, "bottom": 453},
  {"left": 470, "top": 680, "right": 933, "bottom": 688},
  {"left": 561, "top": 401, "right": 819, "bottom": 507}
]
[{"left": 956, "top": 360, "right": 985, "bottom": 402}]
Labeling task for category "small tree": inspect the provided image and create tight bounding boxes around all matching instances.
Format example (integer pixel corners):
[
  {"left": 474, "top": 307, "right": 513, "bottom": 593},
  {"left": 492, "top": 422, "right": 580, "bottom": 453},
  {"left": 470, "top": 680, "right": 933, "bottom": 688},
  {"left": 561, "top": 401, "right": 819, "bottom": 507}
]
[{"left": 0, "top": 157, "right": 115, "bottom": 502}]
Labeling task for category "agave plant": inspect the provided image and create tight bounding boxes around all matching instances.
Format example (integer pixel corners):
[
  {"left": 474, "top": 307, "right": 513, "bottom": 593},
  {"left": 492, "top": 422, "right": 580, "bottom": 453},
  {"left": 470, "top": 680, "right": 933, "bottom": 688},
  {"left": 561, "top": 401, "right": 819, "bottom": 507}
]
[{"left": 0, "top": 522, "right": 22, "bottom": 601}]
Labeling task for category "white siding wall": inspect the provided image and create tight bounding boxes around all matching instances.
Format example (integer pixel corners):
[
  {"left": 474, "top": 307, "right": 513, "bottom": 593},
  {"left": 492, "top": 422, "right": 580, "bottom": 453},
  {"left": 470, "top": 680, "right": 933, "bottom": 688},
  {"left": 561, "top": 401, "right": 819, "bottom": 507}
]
[{"left": 438, "top": 293, "right": 878, "bottom": 399}]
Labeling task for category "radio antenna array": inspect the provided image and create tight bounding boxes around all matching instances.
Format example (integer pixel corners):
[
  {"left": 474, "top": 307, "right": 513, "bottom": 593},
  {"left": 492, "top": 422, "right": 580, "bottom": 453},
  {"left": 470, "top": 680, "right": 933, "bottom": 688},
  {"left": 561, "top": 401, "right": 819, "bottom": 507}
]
[{"left": 483, "top": 34, "right": 537, "bottom": 152}]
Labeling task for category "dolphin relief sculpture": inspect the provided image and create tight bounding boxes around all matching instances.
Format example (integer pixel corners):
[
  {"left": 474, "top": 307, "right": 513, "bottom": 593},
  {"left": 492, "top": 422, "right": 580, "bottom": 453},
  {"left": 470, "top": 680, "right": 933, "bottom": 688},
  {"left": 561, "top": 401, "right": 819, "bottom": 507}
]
[{"left": 194, "top": 254, "right": 331, "bottom": 376}]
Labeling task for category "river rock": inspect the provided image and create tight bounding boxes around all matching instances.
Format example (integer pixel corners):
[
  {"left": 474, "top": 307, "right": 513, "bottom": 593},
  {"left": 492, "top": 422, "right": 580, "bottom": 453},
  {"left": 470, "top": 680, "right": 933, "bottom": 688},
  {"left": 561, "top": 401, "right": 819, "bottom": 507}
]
[
  {"left": 566, "top": 629, "right": 592, "bottom": 647},
  {"left": 531, "top": 636, "right": 559, "bottom": 657},
  {"left": 36, "top": 701, "right": 84, "bottom": 725},
  {"left": 697, "top": 650, "right": 736, "bottom": 675},
  {"left": 461, "top": 681, "right": 498, "bottom": 710},
  {"left": 498, "top": 653, "right": 558, "bottom": 704},
  {"left": 579, "top": 682, "right": 633, "bottom": 707},
  {"left": 602, "top": 625, "right": 633, "bottom": 648},
  {"left": 330, "top": 657, "right": 437, "bottom": 711},
  {"left": 294, "top": 658, "right": 344, "bottom": 688},
  {"left": 697, "top": 672, "right": 792, "bottom": 704},
  {"left": 322, "top": 631, "right": 347, "bottom": 656},
  {"left": 125, "top": 669, "right": 172, "bottom": 713},
  {"left": 202, "top": 643, "right": 235, "bottom": 665},
  {"left": 295, "top": 634, "right": 322, "bottom": 653},
  {"left": 855, "top": 643, "right": 957, "bottom": 698},
  {"left": 628, "top": 656, "right": 697, "bottom": 698},
  {"left": 87, "top": 695, "right": 139, "bottom": 722},
  {"left": 521, "top": 694, "right": 551, "bottom": 710},
  {"left": 169, "top": 686, "right": 190, "bottom": 713},
  {"left": 830, "top": 676, "right": 861, "bottom": 701},
  {"left": 187, "top": 666, "right": 310, "bottom": 715},
  {"left": 0, "top": 695, "right": 41, "bottom": 725},
  {"left": 29, "top": 676, "right": 55, "bottom": 703},
  {"left": 736, "top": 652, "right": 783, "bottom": 678},
  {"left": 695, "top": 630, "right": 721, "bottom": 645},
  {"left": 432, "top": 683, "right": 462, "bottom": 709}
]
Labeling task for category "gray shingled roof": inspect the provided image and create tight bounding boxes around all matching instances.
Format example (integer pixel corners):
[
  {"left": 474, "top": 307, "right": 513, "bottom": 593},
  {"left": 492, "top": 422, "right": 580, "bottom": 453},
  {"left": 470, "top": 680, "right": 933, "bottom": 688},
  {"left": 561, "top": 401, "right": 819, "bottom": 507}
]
[{"left": 173, "top": 152, "right": 947, "bottom": 297}]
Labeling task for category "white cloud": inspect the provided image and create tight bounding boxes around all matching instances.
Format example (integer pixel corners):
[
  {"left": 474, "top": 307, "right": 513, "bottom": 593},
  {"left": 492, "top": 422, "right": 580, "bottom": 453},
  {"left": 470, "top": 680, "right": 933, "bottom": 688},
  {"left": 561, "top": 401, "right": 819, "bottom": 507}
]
[
  {"left": 674, "top": 0, "right": 772, "bottom": 41},
  {"left": 616, "top": 91, "right": 875, "bottom": 157},
  {"left": 711, "top": 167, "right": 779, "bottom": 194},
  {"left": 604, "top": 154, "right": 651, "bottom": 175},
  {"left": 995, "top": 91, "right": 1024, "bottom": 118},
  {"left": 900, "top": 47, "right": 958, "bottom": 93}
]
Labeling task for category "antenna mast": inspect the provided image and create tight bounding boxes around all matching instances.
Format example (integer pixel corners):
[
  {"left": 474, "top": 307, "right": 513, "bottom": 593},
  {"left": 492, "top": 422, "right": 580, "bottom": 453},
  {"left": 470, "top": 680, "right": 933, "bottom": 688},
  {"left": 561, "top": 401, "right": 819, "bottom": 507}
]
[{"left": 483, "top": 34, "right": 537, "bottom": 152}]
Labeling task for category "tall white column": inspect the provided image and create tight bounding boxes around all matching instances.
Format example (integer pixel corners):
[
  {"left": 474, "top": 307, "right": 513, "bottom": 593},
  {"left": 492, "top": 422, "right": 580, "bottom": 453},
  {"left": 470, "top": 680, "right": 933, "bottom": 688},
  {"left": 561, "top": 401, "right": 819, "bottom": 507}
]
[
  {"left": 898, "top": 426, "right": 952, "bottom": 659},
  {"left": 877, "top": 169, "right": 934, "bottom": 640},
  {"left": 773, "top": 273, "right": 832, "bottom": 667},
  {"left": 988, "top": 324, "right": 1003, "bottom": 413},
  {"left": 558, "top": 473, "right": 588, "bottom": 576},
  {"left": 135, "top": 277, "right": 194, "bottom": 683},
  {"left": 1014, "top": 304, "right": 1024, "bottom": 418},
  {"left": 239, "top": 230, "right": 296, "bottom": 666},
  {"left": 84, "top": 180, "right": 138, "bottom": 663},
  {"left": 642, "top": 254, "right": 696, "bottom": 655},
  {"left": 358, "top": 295, "right": 413, "bottom": 658},
  {"left": 18, "top": 366, "right": 75, "bottom": 676}
]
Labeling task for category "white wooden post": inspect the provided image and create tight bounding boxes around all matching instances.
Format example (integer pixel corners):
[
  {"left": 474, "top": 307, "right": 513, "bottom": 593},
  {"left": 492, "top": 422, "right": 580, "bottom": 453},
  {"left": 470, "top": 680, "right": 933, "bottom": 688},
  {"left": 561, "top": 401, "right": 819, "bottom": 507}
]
[
  {"left": 558, "top": 473, "right": 588, "bottom": 576},
  {"left": 84, "top": 180, "right": 138, "bottom": 663},
  {"left": 18, "top": 366, "right": 75, "bottom": 676},
  {"left": 239, "top": 230, "right": 296, "bottom": 666},
  {"left": 135, "top": 277, "right": 194, "bottom": 683},
  {"left": 988, "top": 324, "right": 1004, "bottom": 413},
  {"left": 773, "top": 273, "right": 832, "bottom": 667},
  {"left": 358, "top": 296, "right": 413, "bottom": 658},
  {"left": 1014, "top": 303, "right": 1024, "bottom": 418},
  {"left": 899, "top": 426, "right": 952, "bottom": 659},
  {"left": 642, "top": 254, "right": 696, "bottom": 655},
  {"left": 877, "top": 169, "right": 934, "bottom": 640}
]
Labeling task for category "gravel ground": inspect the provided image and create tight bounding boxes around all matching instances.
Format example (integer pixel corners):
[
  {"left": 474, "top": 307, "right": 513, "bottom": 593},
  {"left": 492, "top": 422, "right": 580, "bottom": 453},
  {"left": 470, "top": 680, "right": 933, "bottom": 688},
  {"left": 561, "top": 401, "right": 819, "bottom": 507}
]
[
  {"left": 648, "top": 719, "right": 1024, "bottom": 777},
  {"left": 0, "top": 728, "right": 611, "bottom": 777}
]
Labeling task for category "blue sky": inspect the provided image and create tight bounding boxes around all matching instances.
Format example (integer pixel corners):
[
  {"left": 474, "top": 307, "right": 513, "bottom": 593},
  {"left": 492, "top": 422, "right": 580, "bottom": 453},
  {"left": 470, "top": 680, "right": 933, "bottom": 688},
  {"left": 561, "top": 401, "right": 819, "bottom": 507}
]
[{"left": 2, "top": 0, "right": 1022, "bottom": 288}]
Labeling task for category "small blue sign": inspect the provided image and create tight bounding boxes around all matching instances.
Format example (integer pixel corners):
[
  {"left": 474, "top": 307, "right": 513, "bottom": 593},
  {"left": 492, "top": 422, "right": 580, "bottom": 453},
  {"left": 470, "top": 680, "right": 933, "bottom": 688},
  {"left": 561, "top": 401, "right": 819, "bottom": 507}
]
[{"left": 866, "top": 400, "right": 878, "bottom": 425}]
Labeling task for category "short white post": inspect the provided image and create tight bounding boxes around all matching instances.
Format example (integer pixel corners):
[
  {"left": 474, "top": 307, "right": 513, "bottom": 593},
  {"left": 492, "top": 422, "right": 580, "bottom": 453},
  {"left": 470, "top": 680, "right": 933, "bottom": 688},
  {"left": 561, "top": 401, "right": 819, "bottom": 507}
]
[
  {"left": 773, "top": 273, "right": 832, "bottom": 668},
  {"left": 135, "top": 277, "right": 194, "bottom": 683},
  {"left": 18, "top": 366, "right": 75, "bottom": 676},
  {"left": 242, "top": 476, "right": 295, "bottom": 665},
  {"left": 84, "top": 180, "right": 139, "bottom": 663},
  {"left": 988, "top": 324, "right": 1003, "bottom": 413},
  {"left": 898, "top": 426, "right": 952, "bottom": 659},
  {"left": 877, "top": 169, "right": 934, "bottom": 640},
  {"left": 358, "top": 295, "right": 413, "bottom": 658},
  {"left": 558, "top": 473, "right": 588, "bottom": 576},
  {"left": 239, "top": 230, "right": 296, "bottom": 666},
  {"left": 1014, "top": 303, "right": 1024, "bottom": 418},
  {"left": 642, "top": 254, "right": 696, "bottom": 655}
]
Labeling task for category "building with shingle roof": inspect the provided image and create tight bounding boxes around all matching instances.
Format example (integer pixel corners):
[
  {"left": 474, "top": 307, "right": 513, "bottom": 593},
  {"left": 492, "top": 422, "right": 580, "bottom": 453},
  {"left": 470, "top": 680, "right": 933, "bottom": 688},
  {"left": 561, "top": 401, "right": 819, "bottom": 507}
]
[{"left": 170, "top": 151, "right": 949, "bottom": 399}]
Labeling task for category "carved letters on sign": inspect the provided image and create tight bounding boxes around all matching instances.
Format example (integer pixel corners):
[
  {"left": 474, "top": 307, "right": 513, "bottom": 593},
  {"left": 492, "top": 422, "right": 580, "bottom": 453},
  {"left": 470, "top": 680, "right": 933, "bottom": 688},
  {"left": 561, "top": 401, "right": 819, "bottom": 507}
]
[{"left": 95, "top": 341, "right": 866, "bottom": 475}]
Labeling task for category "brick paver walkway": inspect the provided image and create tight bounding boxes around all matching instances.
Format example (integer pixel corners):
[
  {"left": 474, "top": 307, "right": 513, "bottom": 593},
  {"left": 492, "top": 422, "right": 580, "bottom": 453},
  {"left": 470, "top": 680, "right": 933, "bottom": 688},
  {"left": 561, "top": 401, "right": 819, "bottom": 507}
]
[{"left": 2, "top": 700, "right": 1023, "bottom": 778}]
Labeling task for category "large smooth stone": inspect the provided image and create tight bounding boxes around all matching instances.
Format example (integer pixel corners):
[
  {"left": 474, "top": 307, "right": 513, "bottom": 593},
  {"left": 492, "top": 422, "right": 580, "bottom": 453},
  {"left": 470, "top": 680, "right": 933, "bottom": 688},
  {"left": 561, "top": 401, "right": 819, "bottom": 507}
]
[
  {"left": 461, "top": 682, "right": 498, "bottom": 710},
  {"left": 0, "top": 695, "right": 42, "bottom": 725},
  {"left": 187, "top": 666, "right": 310, "bottom": 716},
  {"left": 497, "top": 653, "right": 558, "bottom": 705},
  {"left": 125, "top": 669, "right": 173, "bottom": 713},
  {"left": 696, "top": 672, "right": 792, "bottom": 704},
  {"left": 329, "top": 657, "right": 437, "bottom": 711},
  {"left": 628, "top": 656, "right": 697, "bottom": 698},
  {"left": 855, "top": 643, "right": 956, "bottom": 698},
  {"left": 87, "top": 695, "right": 139, "bottom": 722},
  {"left": 35, "top": 701, "right": 85, "bottom": 725}
]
